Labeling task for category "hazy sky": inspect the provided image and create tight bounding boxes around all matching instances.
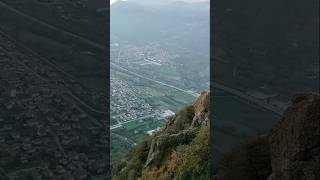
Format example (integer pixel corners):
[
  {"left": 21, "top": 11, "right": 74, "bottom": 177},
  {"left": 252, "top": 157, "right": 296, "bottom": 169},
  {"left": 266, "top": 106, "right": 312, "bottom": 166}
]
[
  {"left": 111, "top": 0, "right": 128, "bottom": 5},
  {"left": 111, "top": 0, "right": 209, "bottom": 5},
  {"left": 110, "top": 0, "right": 117, "bottom": 5}
]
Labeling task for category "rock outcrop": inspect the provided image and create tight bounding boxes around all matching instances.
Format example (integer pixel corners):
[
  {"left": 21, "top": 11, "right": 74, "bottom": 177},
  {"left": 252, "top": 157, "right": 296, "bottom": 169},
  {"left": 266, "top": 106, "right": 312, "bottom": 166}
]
[
  {"left": 112, "top": 91, "right": 210, "bottom": 180},
  {"left": 215, "top": 93, "right": 320, "bottom": 180},
  {"left": 268, "top": 93, "right": 320, "bottom": 180},
  {"left": 144, "top": 129, "right": 197, "bottom": 168},
  {"left": 192, "top": 91, "right": 210, "bottom": 127}
]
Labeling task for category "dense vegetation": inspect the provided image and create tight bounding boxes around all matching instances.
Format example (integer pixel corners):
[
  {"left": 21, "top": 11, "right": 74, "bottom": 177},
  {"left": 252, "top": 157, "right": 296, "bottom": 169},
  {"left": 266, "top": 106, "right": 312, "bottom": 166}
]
[
  {"left": 214, "top": 93, "right": 320, "bottom": 180},
  {"left": 112, "top": 99, "right": 210, "bottom": 180},
  {"left": 214, "top": 136, "right": 271, "bottom": 180}
]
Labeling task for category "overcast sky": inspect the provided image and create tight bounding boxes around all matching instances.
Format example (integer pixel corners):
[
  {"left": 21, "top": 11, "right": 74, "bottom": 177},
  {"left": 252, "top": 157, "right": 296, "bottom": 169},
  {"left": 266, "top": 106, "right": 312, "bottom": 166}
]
[
  {"left": 111, "top": 0, "right": 209, "bottom": 5},
  {"left": 110, "top": 0, "right": 117, "bottom": 5}
]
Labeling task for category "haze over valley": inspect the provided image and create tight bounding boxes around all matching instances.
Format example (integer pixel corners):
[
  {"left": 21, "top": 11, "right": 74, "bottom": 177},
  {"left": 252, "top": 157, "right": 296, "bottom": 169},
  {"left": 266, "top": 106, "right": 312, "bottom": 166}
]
[{"left": 110, "top": 0, "right": 210, "bottom": 160}]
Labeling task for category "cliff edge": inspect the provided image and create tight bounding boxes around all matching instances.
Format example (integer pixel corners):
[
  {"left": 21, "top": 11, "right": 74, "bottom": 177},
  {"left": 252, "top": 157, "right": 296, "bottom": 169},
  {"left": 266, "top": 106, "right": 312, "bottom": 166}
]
[
  {"left": 215, "top": 93, "right": 320, "bottom": 180},
  {"left": 112, "top": 92, "right": 210, "bottom": 180}
]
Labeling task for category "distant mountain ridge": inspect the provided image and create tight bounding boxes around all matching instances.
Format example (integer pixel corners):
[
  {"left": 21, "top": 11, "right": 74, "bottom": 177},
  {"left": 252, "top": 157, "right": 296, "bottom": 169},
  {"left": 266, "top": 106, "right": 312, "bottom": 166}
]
[{"left": 111, "top": 0, "right": 209, "bottom": 44}]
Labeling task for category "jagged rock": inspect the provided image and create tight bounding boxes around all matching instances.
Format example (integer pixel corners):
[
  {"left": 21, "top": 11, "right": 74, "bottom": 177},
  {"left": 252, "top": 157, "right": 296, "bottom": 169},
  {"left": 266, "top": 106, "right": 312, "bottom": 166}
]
[
  {"left": 214, "top": 135, "right": 272, "bottom": 180},
  {"left": 192, "top": 91, "right": 210, "bottom": 127},
  {"left": 112, "top": 91, "right": 211, "bottom": 180},
  {"left": 144, "top": 92, "right": 210, "bottom": 168},
  {"left": 215, "top": 93, "right": 320, "bottom": 180},
  {"left": 144, "top": 129, "right": 197, "bottom": 168},
  {"left": 268, "top": 93, "right": 320, "bottom": 180}
]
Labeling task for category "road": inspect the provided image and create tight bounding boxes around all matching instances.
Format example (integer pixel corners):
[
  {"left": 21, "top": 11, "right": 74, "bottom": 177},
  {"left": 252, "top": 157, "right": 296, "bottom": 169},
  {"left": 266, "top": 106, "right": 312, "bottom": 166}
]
[
  {"left": 1, "top": 31, "right": 108, "bottom": 117},
  {"left": 0, "top": 1, "right": 105, "bottom": 51},
  {"left": 111, "top": 62, "right": 198, "bottom": 97},
  {"left": 111, "top": 132, "right": 136, "bottom": 146},
  {"left": 1, "top": 1, "right": 230, "bottom": 168},
  {"left": 67, "top": 92, "right": 107, "bottom": 115},
  {"left": 5, "top": 47, "right": 107, "bottom": 118},
  {"left": 112, "top": 62, "right": 284, "bottom": 115},
  {"left": 111, "top": 113, "right": 159, "bottom": 130},
  {"left": 211, "top": 82, "right": 284, "bottom": 115},
  {"left": 1, "top": 0, "right": 284, "bottom": 122}
]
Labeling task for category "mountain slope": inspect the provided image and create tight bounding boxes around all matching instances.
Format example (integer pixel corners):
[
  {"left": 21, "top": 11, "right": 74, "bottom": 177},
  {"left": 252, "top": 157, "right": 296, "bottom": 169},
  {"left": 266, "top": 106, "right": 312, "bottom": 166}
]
[
  {"left": 111, "top": 92, "right": 210, "bottom": 180},
  {"left": 214, "top": 93, "right": 320, "bottom": 180}
]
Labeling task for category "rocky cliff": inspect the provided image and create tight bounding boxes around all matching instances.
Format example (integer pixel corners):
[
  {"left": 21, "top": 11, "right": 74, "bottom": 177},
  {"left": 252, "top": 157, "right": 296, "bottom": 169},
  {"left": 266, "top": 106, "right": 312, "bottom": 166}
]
[
  {"left": 112, "top": 92, "right": 210, "bottom": 180},
  {"left": 215, "top": 93, "right": 320, "bottom": 180},
  {"left": 268, "top": 93, "right": 320, "bottom": 180}
]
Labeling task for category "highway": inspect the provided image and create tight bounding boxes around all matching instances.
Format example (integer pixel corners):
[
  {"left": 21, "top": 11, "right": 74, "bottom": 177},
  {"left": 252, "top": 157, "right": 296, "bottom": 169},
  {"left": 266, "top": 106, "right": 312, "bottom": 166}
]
[
  {"left": 1, "top": 1, "right": 284, "bottom": 119},
  {"left": 211, "top": 82, "right": 284, "bottom": 115},
  {"left": 111, "top": 62, "right": 198, "bottom": 97},
  {"left": 0, "top": 1, "right": 106, "bottom": 51},
  {"left": 110, "top": 113, "right": 159, "bottom": 130},
  {"left": 112, "top": 62, "right": 284, "bottom": 115},
  {"left": 0, "top": 31, "right": 108, "bottom": 117}
]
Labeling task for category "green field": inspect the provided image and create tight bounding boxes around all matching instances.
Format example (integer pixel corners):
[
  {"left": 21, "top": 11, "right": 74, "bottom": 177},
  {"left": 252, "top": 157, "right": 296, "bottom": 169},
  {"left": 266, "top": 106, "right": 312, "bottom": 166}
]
[
  {"left": 111, "top": 117, "right": 165, "bottom": 161},
  {"left": 110, "top": 63, "right": 199, "bottom": 161},
  {"left": 110, "top": 133, "right": 134, "bottom": 161}
]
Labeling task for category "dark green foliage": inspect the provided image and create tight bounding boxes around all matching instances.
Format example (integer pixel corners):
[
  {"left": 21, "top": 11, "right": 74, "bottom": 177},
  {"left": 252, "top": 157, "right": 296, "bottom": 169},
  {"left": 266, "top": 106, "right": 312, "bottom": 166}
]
[
  {"left": 111, "top": 106, "right": 195, "bottom": 180},
  {"left": 112, "top": 103, "right": 210, "bottom": 180},
  {"left": 164, "top": 106, "right": 195, "bottom": 134},
  {"left": 111, "top": 137, "right": 152, "bottom": 180},
  {"left": 175, "top": 124, "right": 210, "bottom": 180}
]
